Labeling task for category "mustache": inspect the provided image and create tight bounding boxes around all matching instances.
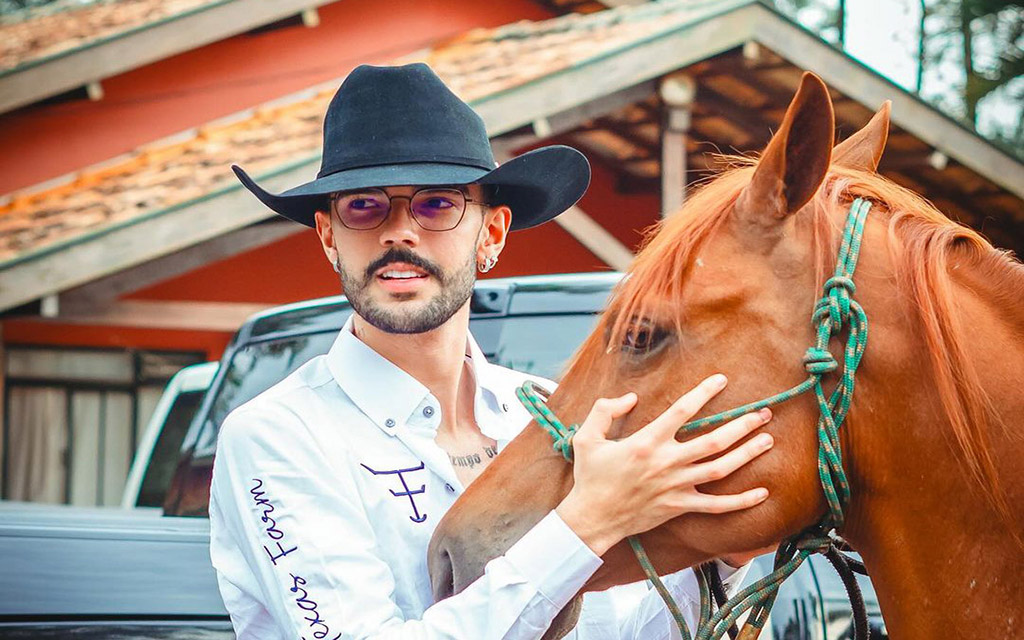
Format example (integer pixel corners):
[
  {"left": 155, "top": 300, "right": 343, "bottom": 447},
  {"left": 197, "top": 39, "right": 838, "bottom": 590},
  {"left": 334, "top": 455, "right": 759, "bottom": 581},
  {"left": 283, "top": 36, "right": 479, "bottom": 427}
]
[{"left": 364, "top": 247, "right": 443, "bottom": 282}]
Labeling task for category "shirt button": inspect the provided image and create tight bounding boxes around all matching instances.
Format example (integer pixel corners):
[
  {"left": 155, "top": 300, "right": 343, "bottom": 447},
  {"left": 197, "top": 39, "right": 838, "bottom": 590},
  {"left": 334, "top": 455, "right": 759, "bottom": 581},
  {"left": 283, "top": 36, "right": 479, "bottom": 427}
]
[
  {"left": 502, "top": 403, "right": 509, "bottom": 412},
  {"left": 384, "top": 418, "right": 396, "bottom": 428},
  {"left": 445, "top": 483, "right": 455, "bottom": 492},
  {"left": 423, "top": 406, "right": 434, "bottom": 417}
]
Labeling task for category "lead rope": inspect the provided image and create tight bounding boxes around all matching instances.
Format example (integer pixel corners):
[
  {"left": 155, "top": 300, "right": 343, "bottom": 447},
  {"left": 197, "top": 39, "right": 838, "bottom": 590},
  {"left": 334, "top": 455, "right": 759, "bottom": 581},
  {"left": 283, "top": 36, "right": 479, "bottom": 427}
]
[{"left": 517, "top": 199, "right": 874, "bottom": 640}]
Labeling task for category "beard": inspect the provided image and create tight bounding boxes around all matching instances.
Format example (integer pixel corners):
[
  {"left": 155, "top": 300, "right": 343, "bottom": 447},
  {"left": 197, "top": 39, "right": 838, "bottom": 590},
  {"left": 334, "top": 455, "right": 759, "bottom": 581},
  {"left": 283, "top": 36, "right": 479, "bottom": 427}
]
[{"left": 337, "top": 245, "right": 476, "bottom": 334}]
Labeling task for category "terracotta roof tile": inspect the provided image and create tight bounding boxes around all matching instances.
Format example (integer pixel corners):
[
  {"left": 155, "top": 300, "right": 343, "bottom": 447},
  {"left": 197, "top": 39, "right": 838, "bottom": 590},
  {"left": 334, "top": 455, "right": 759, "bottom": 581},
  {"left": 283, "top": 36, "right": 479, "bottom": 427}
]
[
  {"left": 1, "top": 0, "right": 732, "bottom": 263},
  {"left": 1, "top": 0, "right": 215, "bottom": 71}
]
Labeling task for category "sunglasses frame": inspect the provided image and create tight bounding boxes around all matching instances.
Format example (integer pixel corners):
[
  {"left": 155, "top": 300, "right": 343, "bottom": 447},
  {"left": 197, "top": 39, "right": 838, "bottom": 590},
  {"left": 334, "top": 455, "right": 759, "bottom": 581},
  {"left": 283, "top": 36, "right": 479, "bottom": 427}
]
[{"left": 329, "top": 186, "right": 488, "bottom": 231}]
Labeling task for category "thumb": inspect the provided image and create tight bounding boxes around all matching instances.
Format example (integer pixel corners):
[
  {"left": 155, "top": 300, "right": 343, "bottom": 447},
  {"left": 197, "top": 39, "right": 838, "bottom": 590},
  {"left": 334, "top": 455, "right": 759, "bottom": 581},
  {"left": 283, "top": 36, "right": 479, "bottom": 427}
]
[{"left": 576, "top": 392, "right": 638, "bottom": 441}]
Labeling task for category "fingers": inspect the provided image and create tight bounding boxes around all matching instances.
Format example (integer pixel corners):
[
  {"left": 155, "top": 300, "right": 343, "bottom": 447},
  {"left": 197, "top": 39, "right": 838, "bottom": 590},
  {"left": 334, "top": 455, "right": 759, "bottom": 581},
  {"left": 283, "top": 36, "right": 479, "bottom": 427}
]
[
  {"left": 679, "top": 430, "right": 773, "bottom": 485},
  {"left": 677, "top": 407, "right": 773, "bottom": 464},
  {"left": 575, "top": 392, "right": 638, "bottom": 441},
  {"left": 639, "top": 374, "right": 729, "bottom": 441},
  {"left": 684, "top": 487, "right": 770, "bottom": 514}
]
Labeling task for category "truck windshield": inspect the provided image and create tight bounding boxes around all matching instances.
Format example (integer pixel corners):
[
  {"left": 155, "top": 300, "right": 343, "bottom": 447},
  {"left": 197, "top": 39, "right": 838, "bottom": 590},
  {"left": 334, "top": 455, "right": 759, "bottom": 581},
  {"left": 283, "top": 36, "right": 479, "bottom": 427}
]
[{"left": 208, "top": 332, "right": 339, "bottom": 434}]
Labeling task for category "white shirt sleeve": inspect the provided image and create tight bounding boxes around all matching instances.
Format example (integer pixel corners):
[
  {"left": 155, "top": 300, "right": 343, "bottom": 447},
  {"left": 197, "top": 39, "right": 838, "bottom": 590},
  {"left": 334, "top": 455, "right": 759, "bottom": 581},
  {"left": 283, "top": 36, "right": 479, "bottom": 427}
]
[
  {"left": 209, "top": 403, "right": 602, "bottom": 640},
  {"left": 582, "top": 559, "right": 751, "bottom": 639}
]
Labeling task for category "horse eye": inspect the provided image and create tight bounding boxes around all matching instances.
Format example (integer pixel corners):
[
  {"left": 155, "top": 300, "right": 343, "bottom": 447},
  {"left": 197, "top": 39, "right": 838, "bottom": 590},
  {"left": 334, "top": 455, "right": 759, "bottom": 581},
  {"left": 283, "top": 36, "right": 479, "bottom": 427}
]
[{"left": 621, "top": 319, "right": 667, "bottom": 354}]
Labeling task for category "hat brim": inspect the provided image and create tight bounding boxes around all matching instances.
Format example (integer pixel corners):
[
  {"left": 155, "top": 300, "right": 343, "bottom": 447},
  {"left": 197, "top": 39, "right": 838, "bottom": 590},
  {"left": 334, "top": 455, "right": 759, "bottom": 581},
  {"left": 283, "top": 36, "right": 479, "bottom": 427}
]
[{"left": 231, "top": 145, "right": 590, "bottom": 231}]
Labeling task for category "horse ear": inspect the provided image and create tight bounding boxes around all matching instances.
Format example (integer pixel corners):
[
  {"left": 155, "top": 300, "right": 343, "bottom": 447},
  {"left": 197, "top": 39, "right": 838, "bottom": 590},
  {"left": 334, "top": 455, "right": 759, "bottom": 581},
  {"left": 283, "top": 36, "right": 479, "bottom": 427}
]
[
  {"left": 833, "top": 101, "right": 891, "bottom": 172},
  {"left": 735, "top": 72, "right": 834, "bottom": 227}
]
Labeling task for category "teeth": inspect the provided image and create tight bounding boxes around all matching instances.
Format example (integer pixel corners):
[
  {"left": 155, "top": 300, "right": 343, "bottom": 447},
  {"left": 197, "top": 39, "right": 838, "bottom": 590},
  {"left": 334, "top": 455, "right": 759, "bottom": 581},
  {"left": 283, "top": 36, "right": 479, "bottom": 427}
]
[{"left": 381, "top": 270, "right": 424, "bottom": 279}]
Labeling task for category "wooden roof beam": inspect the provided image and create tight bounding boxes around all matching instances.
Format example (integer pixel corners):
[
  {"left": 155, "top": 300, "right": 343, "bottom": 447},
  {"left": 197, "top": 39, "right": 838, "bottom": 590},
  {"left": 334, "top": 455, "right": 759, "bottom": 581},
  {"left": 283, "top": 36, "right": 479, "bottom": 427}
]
[
  {"left": 586, "top": 117, "right": 660, "bottom": 157},
  {"left": 694, "top": 82, "right": 778, "bottom": 144},
  {"left": 490, "top": 80, "right": 656, "bottom": 157},
  {"left": 53, "top": 300, "right": 272, "bottom": 332},
  {"left": 59, "top": 220, "right": 302, "bottom": 309},
  {"left": 556, "top": 205, "right": 635, "bottom": 271},
  {"left": 473, "top": 2, "right": 759, "bottom": 137}
]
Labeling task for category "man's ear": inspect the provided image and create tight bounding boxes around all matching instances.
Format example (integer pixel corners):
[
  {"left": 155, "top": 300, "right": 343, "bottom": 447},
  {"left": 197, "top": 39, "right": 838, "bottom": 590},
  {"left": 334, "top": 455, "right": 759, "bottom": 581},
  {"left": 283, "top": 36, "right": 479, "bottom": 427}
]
[
  {"left": 734, "top": 72, "right": 835, "bottom": 229},
  {"left": 478, "top": 205, "right": 511, "bottom": 260},
  {"left": 833, "top": 101, "right": 891, "bottom": 172},
  {"left": 314, "top": 210, "right": 338, "bottom": 264}
]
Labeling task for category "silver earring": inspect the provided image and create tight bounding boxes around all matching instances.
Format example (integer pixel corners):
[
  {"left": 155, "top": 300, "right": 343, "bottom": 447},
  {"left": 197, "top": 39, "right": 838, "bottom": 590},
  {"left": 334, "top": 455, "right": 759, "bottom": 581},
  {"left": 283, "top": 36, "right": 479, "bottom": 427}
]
[
  {"left": 331, "top": 254, "right": 340, "bottom": 273},
  {"left": 478, "top": 254, "right": 498, "bottom": 273}
]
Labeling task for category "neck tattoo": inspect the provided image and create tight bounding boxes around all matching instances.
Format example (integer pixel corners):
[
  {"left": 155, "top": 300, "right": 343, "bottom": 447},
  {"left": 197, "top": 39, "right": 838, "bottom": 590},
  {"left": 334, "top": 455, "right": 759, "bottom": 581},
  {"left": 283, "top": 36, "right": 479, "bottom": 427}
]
[{"left": 449, "top": 445, "right": 498, "bottom": 469}]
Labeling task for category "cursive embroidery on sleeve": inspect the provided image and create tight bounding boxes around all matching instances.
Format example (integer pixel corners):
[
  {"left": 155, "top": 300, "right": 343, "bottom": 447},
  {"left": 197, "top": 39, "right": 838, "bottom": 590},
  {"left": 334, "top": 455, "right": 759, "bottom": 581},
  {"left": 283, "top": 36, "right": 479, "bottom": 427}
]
[
  {"left": 249, "top": 478, "right": 342, "bottom": 639},
  {"left": 250, "top": 478, "right": 298, "bottom": 565},
  {"left": 290, "top": 574, "right": 342, "bottom": 640}
]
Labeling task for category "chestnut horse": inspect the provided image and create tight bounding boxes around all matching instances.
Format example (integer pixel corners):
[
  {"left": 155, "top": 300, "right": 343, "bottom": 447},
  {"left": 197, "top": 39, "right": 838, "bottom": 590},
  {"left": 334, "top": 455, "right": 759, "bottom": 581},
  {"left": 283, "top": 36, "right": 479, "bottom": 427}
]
[{"left": 429, "top": 73, "right": 1024, "bottom": 639}]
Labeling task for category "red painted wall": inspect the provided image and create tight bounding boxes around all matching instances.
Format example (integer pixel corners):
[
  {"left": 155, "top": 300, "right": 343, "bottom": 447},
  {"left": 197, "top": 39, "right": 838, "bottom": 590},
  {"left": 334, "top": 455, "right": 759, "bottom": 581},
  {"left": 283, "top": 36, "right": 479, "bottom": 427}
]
[
  {"left": 2, "top": 320, "right": 231, "bottom": 362},
  {"left": 0, "top": 0, "right": 552, "bottom": 194},
  {"left": 572, "top": 149, "right": 662, "bottom": 253}
]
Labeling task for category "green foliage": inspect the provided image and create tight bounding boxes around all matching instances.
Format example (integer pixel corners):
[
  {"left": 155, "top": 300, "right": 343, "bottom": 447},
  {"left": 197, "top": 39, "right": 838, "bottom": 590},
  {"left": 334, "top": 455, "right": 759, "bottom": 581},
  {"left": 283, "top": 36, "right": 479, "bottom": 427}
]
[
  {"left": 769, "top": 0, "right": 1023, "bottom": 159},
  {"left": 921, "top": 0, "right": 1022, "bottom": 155}
]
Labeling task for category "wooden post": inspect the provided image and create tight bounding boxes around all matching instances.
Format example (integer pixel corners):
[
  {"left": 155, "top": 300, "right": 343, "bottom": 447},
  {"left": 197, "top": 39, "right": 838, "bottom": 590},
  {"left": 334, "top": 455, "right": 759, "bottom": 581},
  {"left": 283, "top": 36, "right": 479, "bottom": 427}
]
[
  {"left": 659, "top": 72, "right": 695, "bottom": 217},
  {"left": 85, "top": 81, "right": 104, "bottom": 101},
  {"left": 300, "top": 8, "right": 320, "bottom": 27}
]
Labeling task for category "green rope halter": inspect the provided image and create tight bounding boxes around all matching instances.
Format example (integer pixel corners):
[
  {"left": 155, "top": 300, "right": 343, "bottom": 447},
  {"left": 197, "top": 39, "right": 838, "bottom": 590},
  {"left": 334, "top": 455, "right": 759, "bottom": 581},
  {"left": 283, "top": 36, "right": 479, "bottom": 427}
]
[{"left": 517, "top": 198, "right": 872, "bottom": 640}]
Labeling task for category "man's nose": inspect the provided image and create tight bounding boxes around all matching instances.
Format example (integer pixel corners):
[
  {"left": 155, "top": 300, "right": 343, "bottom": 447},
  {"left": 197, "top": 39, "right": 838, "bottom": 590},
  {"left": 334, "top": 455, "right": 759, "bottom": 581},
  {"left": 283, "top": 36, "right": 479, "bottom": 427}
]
[{"left": 378, "top": 198, "right": 420, "bottom": 247}]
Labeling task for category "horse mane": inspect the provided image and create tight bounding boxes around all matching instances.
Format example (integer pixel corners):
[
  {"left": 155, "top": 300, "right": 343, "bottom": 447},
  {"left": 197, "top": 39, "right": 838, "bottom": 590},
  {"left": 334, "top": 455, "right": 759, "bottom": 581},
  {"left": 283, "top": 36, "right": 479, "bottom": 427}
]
[{"left": 579, "top": 157, "right": 1024, "bottom": 518}]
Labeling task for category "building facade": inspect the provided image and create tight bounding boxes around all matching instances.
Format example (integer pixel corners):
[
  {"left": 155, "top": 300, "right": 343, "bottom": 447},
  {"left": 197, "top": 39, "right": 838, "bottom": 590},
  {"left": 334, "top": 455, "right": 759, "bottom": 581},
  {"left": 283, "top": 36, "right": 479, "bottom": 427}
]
[{"left": 1, "top": 0, "right": 1021, "bottom": 507}]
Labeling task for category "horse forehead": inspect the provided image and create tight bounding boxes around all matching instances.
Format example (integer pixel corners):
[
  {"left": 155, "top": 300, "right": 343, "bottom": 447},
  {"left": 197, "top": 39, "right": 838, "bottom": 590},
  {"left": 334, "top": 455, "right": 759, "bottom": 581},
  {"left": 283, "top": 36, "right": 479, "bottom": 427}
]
[{"left": 683, "top": 252, "right": 772, "bottom": 301}]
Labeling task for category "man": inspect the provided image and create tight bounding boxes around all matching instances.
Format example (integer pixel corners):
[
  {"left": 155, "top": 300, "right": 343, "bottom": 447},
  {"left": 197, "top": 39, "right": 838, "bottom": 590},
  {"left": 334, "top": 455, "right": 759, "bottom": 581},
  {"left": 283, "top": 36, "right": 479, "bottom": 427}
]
[{"left": 210, "top": 63, "right": 774, "bottom": 639}]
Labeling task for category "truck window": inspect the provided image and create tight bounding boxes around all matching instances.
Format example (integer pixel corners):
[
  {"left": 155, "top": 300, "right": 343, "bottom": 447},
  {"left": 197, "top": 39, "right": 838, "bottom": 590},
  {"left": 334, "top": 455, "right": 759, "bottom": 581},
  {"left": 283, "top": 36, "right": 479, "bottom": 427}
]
[
  {"left": 136, "top": 389, "right": 205, "bottom": 508},
  {"left": 206, "top": 332, "right": 339, "bottom": 441}
]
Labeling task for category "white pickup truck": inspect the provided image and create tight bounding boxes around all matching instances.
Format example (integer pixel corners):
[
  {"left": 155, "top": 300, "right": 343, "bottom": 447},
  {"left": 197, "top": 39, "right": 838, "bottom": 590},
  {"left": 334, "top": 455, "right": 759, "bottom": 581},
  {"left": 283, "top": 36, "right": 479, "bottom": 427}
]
[{"left": 0, "top": 273, "right": 885, "bottom": 639}]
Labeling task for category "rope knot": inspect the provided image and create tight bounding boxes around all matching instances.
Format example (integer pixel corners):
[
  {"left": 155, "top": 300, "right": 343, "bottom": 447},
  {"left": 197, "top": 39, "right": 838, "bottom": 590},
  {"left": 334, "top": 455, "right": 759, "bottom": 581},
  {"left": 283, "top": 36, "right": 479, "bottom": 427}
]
[
  {"left": 552, "top": 428, "right": 577, "bottom": 460},
  {"left": 823, "top": 276, "right": 856, "bottom": 324},
  {"left": 802, "top": 347, "right": 837, "bottom": 375},
  {"left": 823, "top": 276, "right": 856, "bottom": 296},
  {"left": 795, "top": 533, "right": 833, "bottom": 554}
]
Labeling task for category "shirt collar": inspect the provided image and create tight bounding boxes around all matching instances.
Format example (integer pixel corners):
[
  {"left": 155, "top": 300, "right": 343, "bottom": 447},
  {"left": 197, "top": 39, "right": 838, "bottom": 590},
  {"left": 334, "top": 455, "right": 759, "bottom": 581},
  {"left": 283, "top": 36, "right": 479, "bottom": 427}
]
[{"left": 326, "top": 316, "right": 509, "bottom": 437}]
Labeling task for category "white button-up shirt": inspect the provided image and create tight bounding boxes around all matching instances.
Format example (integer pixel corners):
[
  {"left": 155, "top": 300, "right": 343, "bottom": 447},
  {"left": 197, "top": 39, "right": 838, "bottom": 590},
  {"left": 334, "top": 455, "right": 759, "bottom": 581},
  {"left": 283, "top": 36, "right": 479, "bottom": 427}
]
[{"left": 209, "top": 318, "right": 747, "bottom": 639}]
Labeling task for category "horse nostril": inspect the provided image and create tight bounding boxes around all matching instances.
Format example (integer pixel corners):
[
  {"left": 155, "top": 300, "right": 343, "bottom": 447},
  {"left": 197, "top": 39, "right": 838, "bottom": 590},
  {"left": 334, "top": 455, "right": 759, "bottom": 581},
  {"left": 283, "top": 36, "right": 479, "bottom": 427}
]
[{"left": 432, "top": 548, "right": 455, "bottom": 602}]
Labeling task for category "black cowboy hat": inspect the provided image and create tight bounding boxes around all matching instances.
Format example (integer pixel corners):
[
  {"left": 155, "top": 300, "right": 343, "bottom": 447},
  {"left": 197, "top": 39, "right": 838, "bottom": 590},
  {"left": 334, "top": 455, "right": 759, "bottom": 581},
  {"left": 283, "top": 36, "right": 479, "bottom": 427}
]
[{"left": 232, "top": 63, "right": 590, "bottom": 231}]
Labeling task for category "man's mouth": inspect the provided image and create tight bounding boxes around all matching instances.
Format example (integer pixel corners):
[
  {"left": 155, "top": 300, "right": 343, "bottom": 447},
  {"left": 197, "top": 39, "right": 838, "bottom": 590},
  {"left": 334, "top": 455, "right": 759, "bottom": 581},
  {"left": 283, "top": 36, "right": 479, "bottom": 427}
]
[
  {"left": 379, "top": 270, "right": 427, "bottom": 280},
  {"left": 375, "top": 263, "right": 430, "bottom": 282}
]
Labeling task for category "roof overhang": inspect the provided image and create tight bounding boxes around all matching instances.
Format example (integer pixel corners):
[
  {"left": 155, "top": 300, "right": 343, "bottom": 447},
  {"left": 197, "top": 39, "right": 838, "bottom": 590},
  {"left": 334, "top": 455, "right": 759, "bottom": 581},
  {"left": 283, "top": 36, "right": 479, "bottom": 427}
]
[
  {"left": 0, "top": 0, "right": 334, "bottom": 115},
  {"left": 2, "top": 1, "right": 1021, "bottom": 316}
]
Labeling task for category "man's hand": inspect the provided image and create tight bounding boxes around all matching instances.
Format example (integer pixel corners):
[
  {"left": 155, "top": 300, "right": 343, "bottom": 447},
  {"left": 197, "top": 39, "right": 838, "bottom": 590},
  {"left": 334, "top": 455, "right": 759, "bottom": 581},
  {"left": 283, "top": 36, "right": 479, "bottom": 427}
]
[{"left": 556, "top": 374, "right": 773, "bottom": 556}]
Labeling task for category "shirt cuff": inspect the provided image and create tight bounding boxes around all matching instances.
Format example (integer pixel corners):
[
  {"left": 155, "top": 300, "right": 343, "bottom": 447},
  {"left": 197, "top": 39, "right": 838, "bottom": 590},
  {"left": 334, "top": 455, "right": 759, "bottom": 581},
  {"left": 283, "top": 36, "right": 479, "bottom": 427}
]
[{"left": 503, "top": 510, "right": 603, "bottom": 610}]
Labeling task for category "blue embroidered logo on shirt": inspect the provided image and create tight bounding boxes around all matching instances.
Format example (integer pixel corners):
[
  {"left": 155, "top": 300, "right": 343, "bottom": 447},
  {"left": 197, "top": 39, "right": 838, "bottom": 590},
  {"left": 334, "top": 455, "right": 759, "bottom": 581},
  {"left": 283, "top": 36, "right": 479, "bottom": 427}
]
[{"left": 360, "top": 462, "right": 428, "bottom": 523}]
